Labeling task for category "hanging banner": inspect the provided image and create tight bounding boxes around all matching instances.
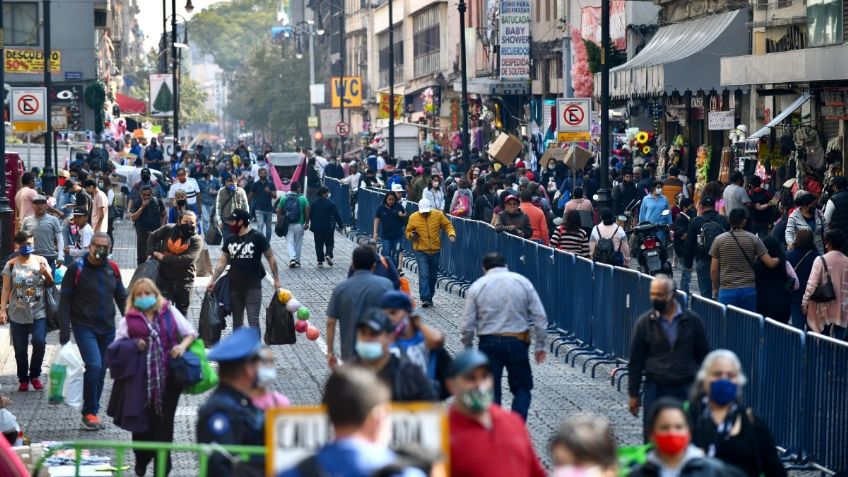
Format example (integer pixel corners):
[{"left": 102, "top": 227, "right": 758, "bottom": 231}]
[
  {"left": 580, "top": 1, "right": 627, "bottom": 49},
  {"left": 149, "top": 73, "right": 174, "bottom": 117},
  {"left": 4, "top": 49, "right": 61, "bottom": 74},
  {"left": 499, "top": 0, "right": 531, "bottom": 80},
  {"left": 378, "top": 93, "right": 403, "bottom": 119}
]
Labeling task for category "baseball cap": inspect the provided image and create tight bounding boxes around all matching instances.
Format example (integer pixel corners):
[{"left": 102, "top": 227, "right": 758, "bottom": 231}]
[
  {"left": 418, "top": 198, "right": 432, "bottom": 213},
  {"left": 380, "top": 290, "right": 412, "bottom": 311},
  {"left": 448, "top": 350, "right": 492, "bottom": 378},
  {"left": 33, "top": 195, "right": 47, "bottom": 203},
  {"left": 391, "top": 183, "right": 404, "bottom": 193},
  {"left": 505, "top": 194, "right": 520, "bottom": 204},
  {"left": 72, "top": 207, "right": 88, "bottom": 216},
  {"left": 700, "top": 196, "right": 715, "bottom": 207},
  {"left": 356, "top": 309, "right": 393, "bottom": 334},
  {"left": 227, "top": 208, "right": 251, "bottom": 223}
]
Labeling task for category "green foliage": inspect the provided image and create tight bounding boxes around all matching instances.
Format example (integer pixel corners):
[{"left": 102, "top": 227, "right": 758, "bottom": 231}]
[
  {"left": 584, "top": 39, "right": 627, "bottom": 74},
  {"left": 180, "top": 74, "right": 216, "bottom": 126},
  {"left": 188, "top": 0, "right": 279, "bottom": 72}
]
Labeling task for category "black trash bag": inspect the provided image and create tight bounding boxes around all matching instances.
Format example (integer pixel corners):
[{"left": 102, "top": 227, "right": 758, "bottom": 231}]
[
  {"left": 199, "top": 292, "right": 222, "bottom": 346},
  {"left": 129, "top": 258, "right": 159, "bottom": 289},
  {"left": 264, "top": 296, "right": 296, "bottom": 345},
  {"left": 206, "top": 225, "right": 223, "bottom": 246},
  {"left": 45, "top": 286, "right": 61, "bottom": 332}
]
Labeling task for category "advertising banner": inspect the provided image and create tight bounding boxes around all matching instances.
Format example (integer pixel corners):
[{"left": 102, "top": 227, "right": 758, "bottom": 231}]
[
  {"left": 4, "top": 49, "right": 61, "bottom": 74},
  {"left": 580, "top": 1, "right": 627, "bottom": 49},
  {"left": 499, "top": 0, "right": 530, "bottom": 80},
  {"left": 149, "top": 74, "right": 174, "bottom": 117}
]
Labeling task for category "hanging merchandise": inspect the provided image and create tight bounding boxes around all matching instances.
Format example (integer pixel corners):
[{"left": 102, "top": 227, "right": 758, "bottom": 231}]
[{"left": 84, "top": 83, "right": 107, "bottom": 135}]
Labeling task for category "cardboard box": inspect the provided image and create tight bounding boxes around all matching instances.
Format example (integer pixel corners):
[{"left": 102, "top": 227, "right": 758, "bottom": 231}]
[
  {"left": 487, "top": 133, "right": 524, "bottom": 166},
  {"left": 564, "top": 145, "right": 593, "bottom": 170},
  {"left": 539, "top": 147, "right": 567, "bottom": 169}
]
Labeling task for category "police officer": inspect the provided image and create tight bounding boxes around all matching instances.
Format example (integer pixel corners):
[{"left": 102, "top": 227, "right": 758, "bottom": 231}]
[{"left": 197, "top": 328, "right": 265, "bottom": 475}]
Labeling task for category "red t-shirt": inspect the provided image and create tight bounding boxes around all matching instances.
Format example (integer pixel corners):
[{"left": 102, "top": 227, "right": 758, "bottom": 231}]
[{"left": 449, "top": 405, "right": 546, "bottom": 477}]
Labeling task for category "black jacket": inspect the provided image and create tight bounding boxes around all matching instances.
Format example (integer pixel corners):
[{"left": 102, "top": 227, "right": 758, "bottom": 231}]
[
  {"left": 59, "top": 256, "right": 127, "bottom": 343},
  {"left": 627, "top": 451, "right": 746, "bottom": 477},
  {"left": 829, "top": 190, "right": 848, "bottom": 235},
  {"left": 147, "top": 224, "right": 203, "bottom": 283},
  {"left": 627, "top": 307, "right": 709, "bottom": 397},
  {"left": 613, "top": 182, "right": 638, "bottom": 215},
  {"left": 684, "top": 210, "right": 730, "bottom": 268},
  {"left": 309, "top": 196, "right": 342, "bottom": 232}
]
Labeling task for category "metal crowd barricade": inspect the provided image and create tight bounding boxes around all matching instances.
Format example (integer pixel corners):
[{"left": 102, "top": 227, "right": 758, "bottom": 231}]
[
  {"left": 724, "top": 305, "right": 764, "bottom": 409},
  {"left": 563, "top": 256, "right": 594, "bottom": 363},
  {"left": 609, "top": 267, "right": 641, "bottom": 381},
  {"left": 324, "top": 177, "right": 352, "bottom": 226},
  {"left": 760, "top": 318, "right": 805, "bottom": 461},
  {"left": 690, "top": 294, "right": 727, "bottom": 349},
  {"left": 582, "top": 262, "right": 617, "bottom": 373},
  {"left": 804, "top": 332, "right": 848, "bottom": 472},
  {"left": 551, "top": 251, "right": 578, "bottom": 356}
]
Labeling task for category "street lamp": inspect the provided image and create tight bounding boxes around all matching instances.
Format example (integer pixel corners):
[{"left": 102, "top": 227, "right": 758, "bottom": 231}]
[
  {"left": 165, "top": 0, "right": 193, "bottom": 153},
  {"left": 457, "top": 0, "right": 471, "bottom": 164},
  {"left": 274, "top": 20, "right": 320, "bottom": 148}
]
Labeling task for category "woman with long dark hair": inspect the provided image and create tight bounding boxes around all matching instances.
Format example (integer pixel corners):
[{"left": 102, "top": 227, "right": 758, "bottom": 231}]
[
  {"left": 755, "top": 236, "right": 796, "bottom": 323},
  {"left": 552, "top": 210, "right": 590, "bottom": 258},
  {"left": 786, "top": 229, "right": 819, "bottom": 330}
]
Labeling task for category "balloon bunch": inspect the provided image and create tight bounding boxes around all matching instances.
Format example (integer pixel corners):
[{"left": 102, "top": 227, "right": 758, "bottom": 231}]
[{"left": 277, "top": 289, "right": 320, "bottom": 341}]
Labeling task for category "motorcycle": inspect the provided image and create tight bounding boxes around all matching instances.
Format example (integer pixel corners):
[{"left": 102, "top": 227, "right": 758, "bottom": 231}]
[{"left": 630, "top": 210, "right": 672, "bottom": 276}]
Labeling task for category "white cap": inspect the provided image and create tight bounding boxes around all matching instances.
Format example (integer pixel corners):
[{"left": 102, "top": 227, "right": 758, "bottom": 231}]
[
  {"left": 418, "top": 198, "right": 432, "bottom": 213},
  {"left": 391, "top": 183, "right": 404, "bottom": 192}
]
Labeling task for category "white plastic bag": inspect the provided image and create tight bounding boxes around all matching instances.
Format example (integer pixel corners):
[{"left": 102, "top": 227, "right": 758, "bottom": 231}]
[{"left": 47, "top": 344, "right": 85, "bottom": 410}]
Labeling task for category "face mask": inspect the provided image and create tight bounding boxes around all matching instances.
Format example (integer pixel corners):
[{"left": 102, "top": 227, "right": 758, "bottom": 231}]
[
  {"left": 709, "top": 379, "right": 738, "bottom": 405},
  {"left": 393, "top": 317, "right": 410, "bottom": 336},
  {"left": 355, "top": 341, "right": 384, "bottom": 361},
  {"left": 459, "top": 385, "right": 493, "bottom": 413},
  {"left": 655, "top": 187, "right": 663, "bottom": 195},
  {"left": 58, "top": 177, "right": 66, "bottom": 186},
  {"left": 179, "top": 224, "right": 196, "bottom": 236},
  {"left": 134, "top": 295, "right": 157, "bottom": 310},
  {"left": 228, "top": 223, "right": 242, "bottom": 233},
  {"left": 176, "top": 199, "right": 187, "bottom": 207},
  {"left": 653, "top": 432, "right": 690, "bottom": 455},
  {"left": 257, "top": 366, "right": 277, "bottom": 387},
  {"left": 227, "top": 185, "right": 236, "bottom": 192},
  {"left": 141, "top": 174, "right": 151, "bottom": 182},
  {"left": 92, "top": 247, "right": 109, "bottom": 261},
  {"left": 652, "top": 298, "right": 669, "bottom": 313},
  {"left": 18, "top": 244, "right": 33, "bottom": 257},
  {"left": 97, "top": 182, "right": 104, "bottom": 189}
]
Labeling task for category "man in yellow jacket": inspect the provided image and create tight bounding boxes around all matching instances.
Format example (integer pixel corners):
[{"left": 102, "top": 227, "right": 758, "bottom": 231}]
[{"left": 406, "top": 198, "right": 456, "bottom": 308}]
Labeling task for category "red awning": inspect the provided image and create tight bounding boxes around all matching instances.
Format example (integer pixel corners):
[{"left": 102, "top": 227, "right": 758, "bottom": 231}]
[{"left": 115, "top": 93, "right": 147, "bottom": 114}]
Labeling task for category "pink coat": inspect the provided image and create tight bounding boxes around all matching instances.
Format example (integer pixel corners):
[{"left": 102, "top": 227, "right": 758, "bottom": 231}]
[{"left": 802, "top": 251, "right": 848, "bottom": 332}]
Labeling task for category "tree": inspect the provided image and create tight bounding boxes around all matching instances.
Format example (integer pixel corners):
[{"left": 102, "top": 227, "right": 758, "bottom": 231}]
[
  {"left": 584, "top": 39, "right": 627, "bottom": 74},
  {"left": 179, "top": 74, "right": 216, "bottom": 126},
  {"left": 188, "top": 0, "right": 279, "bottom": 72}
]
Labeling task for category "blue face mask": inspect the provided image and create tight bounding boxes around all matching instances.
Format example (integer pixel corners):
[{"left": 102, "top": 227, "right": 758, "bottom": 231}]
[
  {"left": 709, "top": 379, "right": 738, "bottom": 405},
  {"left": 355, "top": 341, "right": 384, "bottom": 361},
  {"left": 134, "top": 295, "right": 157, "bottom": 311},
  {"left": 18, "top": 245, "right": 33, "bottom": 256},
  {"left": 227, "top": 185, "right": 236, "bottom": 192}
]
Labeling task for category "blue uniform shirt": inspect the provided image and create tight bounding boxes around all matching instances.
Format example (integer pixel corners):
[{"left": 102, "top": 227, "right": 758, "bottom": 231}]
[{"left": 278, "top": 438, "right": 426, "bottom": 477}]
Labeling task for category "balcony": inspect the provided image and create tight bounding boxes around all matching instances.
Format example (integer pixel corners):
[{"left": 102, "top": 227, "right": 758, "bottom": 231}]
[{"left": 414, "top": 52, "right": 440, "bottom": 78}]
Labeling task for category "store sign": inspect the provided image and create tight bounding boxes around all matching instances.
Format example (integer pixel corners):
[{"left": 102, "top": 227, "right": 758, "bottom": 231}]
[
  {"left": 378, "top": 93, "right": 404, "bottom": 120},
  {"left": 821, "top": 89, "right": 848, "bottom": 120},
  {"left": 499, "top": 0, "right": 531, "bottom": 80},
  {"left": 708, "top": 111, "right": 735, "bottom": 131},
  {"left": 4, "top": 48, "right": 61, "bottom": 74},
  {"left": 330, "top": 77, "right": 363, "bottom": 108}
]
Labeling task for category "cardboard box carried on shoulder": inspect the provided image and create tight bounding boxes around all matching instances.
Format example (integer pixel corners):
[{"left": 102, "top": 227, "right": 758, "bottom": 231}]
[
  {"left": 564, "top": 145, "right": 593, "bottom": 170},
  {"left": 488, "top": 133, "right": 524, "bottom": 166}
]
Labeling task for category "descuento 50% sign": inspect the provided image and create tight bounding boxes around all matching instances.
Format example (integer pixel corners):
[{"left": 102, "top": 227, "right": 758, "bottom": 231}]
[{"left": 265, "top": 403, "right": 449, "bottom": 476}]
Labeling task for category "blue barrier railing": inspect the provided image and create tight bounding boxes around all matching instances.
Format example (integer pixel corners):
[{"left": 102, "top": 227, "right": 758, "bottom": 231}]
[
  {"left": 323, "top": 178, "right": 353, "bottom": 226},
  {"left": 351, "top": 188, "right": 847, "bottom": 473}
]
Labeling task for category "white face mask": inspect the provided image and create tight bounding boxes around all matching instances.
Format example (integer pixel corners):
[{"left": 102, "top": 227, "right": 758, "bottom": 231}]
[{"left": 257, "top": 366, "right": 277, "bottom": 387}]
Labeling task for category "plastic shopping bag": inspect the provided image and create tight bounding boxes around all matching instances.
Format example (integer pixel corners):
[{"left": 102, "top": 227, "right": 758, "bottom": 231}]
[
  {"left": 184, "top": 339, "right": 219, "bottom": 395},
  {"left": 129, "top": 258, "right": 160, "bottom": 289},
  {"left": 199, "top": 292, "right": 223, "bottom": 346},
  {"left": 264, "top": 297, "right": 296, "bottom": 345},
  {"left": 48, "top": 344, "right": 84, "bottom": 410}
]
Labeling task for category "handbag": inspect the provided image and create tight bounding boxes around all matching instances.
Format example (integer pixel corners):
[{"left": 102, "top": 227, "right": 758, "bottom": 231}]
[
  {"left": 810, "top": 256, "right": 837, "bottom": 303},
  {"left": 163, "top": 313, "right": 203, "bottom": 388},
  {"left": 45, "top": 286, "right": 61, "bottom": 332},
  {"left": 184, "top": 339, "right": 219, "bottom": 395}
]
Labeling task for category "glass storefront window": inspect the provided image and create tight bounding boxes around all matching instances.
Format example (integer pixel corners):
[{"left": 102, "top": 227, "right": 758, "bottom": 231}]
[{"left": 807, "top": 0, "right": 843, "bottom": 47}]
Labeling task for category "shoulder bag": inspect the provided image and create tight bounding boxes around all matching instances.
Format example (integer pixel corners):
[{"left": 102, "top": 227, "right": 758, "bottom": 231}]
[{"left": 810, "top": 255, "right": 837, "bottom": 303}]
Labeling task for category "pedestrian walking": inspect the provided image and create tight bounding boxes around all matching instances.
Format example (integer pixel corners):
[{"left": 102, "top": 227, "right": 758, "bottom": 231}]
[
  {"left": 207, "top": 209, "right": 281, "bottom": 329},
  {"left": 326, "top": 246, "right": 394, "bottom": 366},
  {"left": 248, "top": 167, "right": 277, "bottom": 241},
  {"left": 197, "top": 328, "right": 265, "bottom": 476},
  {"left": 350, "top": 239, "right": 401, "bottom": 289},
  {"left": 787, "top": 229, "right": 819, "bottom": 330},
  {"left": 422, "top": 176, "right": 446, "bottom": 212},
  {"left": 249, "top": 347, "right": 291, "bottom": 410},
  {"left": 824, "top": 176, "right": 848, "bottom": 237},
  {"left": 147, "top": 212, "right": 202, "bottom": 316},
  {"left": 279, "top": 366, "right": 427, "bottom": 477},
  {"left": 276, "top": 181, "right": 310, "bottom": 268},
  {"left": 215, "top": 174, "right": 249, "bottom": 240},
  {"left": 447, "top": 350, "right": 546, "bottom": 477},
  {"left": 710, "top": 209, "right": 779, "bottom": 311},
  {"left": 590, "top": 208, "right": 630, "bottom": 266},
  {"left": 802, "top": 229, "right": 848, "bottom": 339},
  {"left": 746, "top": 176, "right": 775, "bottom": 238},
  {"left": 350, "top": 309, "right": 438, "bottom": 402},
  {"left": 21, "top": 195, "right": 63, "bottom": 272},
  {"left": 197, "top": 167, "right": 221, "bottom": 238},
  {"left": 755, "top": 236, "right": 796, "bottom": 323},
  {"left": 84, "top": 179, "right": 109, "bottom": 234},
  {"left": 130, "top": 186, "right": 167, "bottom": 265},
  {"left": 373, "top": 190, "right": 407, "bottom": 270},
  {"left": 684, "top": 196, "right": 729, "bottom": 297},
  {"left": 65, "top": 207, "right": 94, "bottom": 261},
  {"left": 108, "top": 278, "right": 195, "bottom": 477},
  {"left": 0, "top": 231, "right": 53, "bottom": 392},
  {"left": 552, "top": 210, "right": 590, "bottom": 258},
  {"left": 493, "top": 194, "right": 532, "bottom": 239},
  {"left": 59, "top": 232, "right": 127, "bottom": 430},
  {"left": 126, "top": 168, "right": 166, "bottom": 218},
  {"left": 672, "top": 198, "right": 694, "bottom": 286},
  {"left": 688, "top": 350, "right": 786, "bottom": 477},
  {"left": 405, "top": 198, "right": 456, "bottom": 308},
  {"left": 628, "top": 275, "right": 709, "bottom": 440},
  {"left": 310, "top": 186, "right": 342, "bottom": 268},
  {"left": 462, "top": 252, "right": 547, "bottom": 420},
  {"left": 14, "top": 172, "right": 38, "bottom": 232},
  {"left": 785, "top": 191, "right": 825, "bottom": 254},
  {"left": 519, "top": 189, "right": 549, "bottom": 245},
  {"left": 723, "top": 172, "right": 751, "bottom": 219},
  {"left": 549, "top": 413, "right": 618, "bottom": 477},
  {"left": 143, "top": 138, "right": 165, "bottom": 171},
  {"left": 381, "top": 290, "right": 445, "bottom": 378}
]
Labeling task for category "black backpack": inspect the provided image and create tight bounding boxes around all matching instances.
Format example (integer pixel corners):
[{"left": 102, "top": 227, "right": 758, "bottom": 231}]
[
  {"left": 282, "top": 194, "right": 302, "bottom": 222},
  {"left": 592, "top": 225, "right": 623, "bottom": 266},
  {"left": 698, "top": 217, "right": 725, "bottom": 255}
]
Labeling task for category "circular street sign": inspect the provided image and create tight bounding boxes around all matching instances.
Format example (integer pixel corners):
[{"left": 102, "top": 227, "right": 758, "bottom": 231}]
[
  {"left": 16, "top": 94, "right": 40, "bottom": 116},
  {"left": 336, "top": 121, "right": 351, "bottom": 138},
  {"left": 562, "top": 104, "right": 584, "bottom": 126}
]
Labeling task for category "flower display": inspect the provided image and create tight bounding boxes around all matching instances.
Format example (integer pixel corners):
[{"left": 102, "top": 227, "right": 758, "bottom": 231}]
[
  {"left": 625, "top": 128, "right": 657, "bottom": 158},
  {"left": 636, "top": 132, "right": 649, "bottom": 144},
  {"left": 642, "top": 146, "right": 651, "bottom": 155}
]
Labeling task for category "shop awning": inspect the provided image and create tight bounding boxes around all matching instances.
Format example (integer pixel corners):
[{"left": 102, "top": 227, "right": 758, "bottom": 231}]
[
  {"left": 597, "top": 9, "right": 749, "bottom": 99},
  {"left": 748, "top": 92, "right": 812, "bottom": 139},
  {"left": 115, "top": 93, "right": 147, "bottom": 115}
]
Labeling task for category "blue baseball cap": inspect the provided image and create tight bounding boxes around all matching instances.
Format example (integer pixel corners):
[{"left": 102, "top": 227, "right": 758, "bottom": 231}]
[
  {"left": 380, "top": 290, "right": 412, "bottom": 312},
  {"left": 208, "top": 328, "right": 261, "bottom": 363},
  {"left": 448, "top": 350, "right": 492, "bottom": 378}
]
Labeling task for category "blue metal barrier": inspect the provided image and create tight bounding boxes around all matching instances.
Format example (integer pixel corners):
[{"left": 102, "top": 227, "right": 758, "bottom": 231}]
[
  {"left": 690, "top": 294, "right": 727, "bottom": 349},
  {"left": 581, "top": 263, "right": 617, "bottom": 372},
  {"left": 611, "top": 268, "right": 641, "bottom": 361},
  {"left": 637, "top": 274, "right": 654, "bottom": 319},
  {"left": 760, "top": 319, "right": 805, "bottom": 460},
  {"left": 724, "top": 306, "right": 764, "bottom": 409},
  {"left": 564, "top": 256, "right": 594, "bottom": 361},
  {"left": 804, "top": 332, "right": 848, "bottom": 472},
  {"left": 324, "top": 178, "right": 352, "bottom": 225}
]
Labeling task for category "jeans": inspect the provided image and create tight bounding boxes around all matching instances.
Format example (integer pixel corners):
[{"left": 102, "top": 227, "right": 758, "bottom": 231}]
[
  {"left": 641, "top": 379, "right": 691, "bottom": 442},
  {"left": 286, "top": 223, "right": 305, "bottom": 262},
  {"left": 44, "top": 256, "right": 57, "bottom": 275},
  {"left": 10, "top": 319, "right": 47, "bottom": 383},
  {"left": 230, "top": 286, "right": 262, "bottom": 329},
  {"left": 694, "top": 259, "right": 712, "bottom": 297},
  {"left": 478, "top": 336, "right": 533, "bottom": 420},
  {"left": 73, "top": 326, "right": 115, "bottom": 415},
  {"left": 679, "top": 266, "right": 692, "bottom": 296},
  {"left": 201, "top": 203, "right": 214, "bottom": 233},
  {"left": 159, "top": 279, "right": 192, "bottom": 317},
  {"left": 313, "top": 228, "right": 335, "bottom": 263},
  {"left": 255, "top": 210, "right": 273, "bottom": 241},
  {"left": 414, "top": 251, "right": 441, "bottom": 302},
  {"left": 381, "top": 237, "right": 403, "bottom": 268},
  {"left": 717, "top": 287, "right": 757, "bottom": 312}
]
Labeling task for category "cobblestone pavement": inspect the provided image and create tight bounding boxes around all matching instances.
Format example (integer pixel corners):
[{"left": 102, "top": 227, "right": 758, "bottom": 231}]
[{"left": 1, "top": 219, "right": 644, "bottom": 475}]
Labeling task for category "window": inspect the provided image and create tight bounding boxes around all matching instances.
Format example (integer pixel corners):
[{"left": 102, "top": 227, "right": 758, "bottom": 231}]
[
  {"left": 807, "top": 0, "right": 843, "bottom": 47},
  {"left": 413, "top": 7, "right": 440, "bottom": 77},
  {"left": 3, "top": 2, "right": 39, "bottom": 46},
  {"left": 378, "top": 25, "right": 404, "bottom": 88}
]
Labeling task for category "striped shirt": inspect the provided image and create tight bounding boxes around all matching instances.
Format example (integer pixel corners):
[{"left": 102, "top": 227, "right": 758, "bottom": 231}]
[
  {"left": 551, "top": 226, "right": 590, "bottom": 258},
  {"left": 710, "top": 229, "right": 768, "bottom": 289}
]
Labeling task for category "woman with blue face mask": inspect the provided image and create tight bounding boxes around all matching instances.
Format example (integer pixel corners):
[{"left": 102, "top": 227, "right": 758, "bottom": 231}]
[
  {"left": 688, "top": 350, "right": 786, "bottom": 477},
  {"left": 0, "top": 230, "right": 54, "bottom": 392}
]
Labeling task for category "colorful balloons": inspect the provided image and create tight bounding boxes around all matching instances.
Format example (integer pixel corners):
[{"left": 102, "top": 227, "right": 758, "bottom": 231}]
[
  {"left": 277, "top": 288, "right": 292, "bottom": 304},
  {"left": 295, "top": 320, "right": 309, "bottom": 333},
  {"left": 285, "top": 298, "right": 302, "bottom": 314},
  {"left": 296, "top": 307, "right": 310, "bottom": 321},
  {"left": 306, "top": 326, "right": 320, "bottom": 341}
]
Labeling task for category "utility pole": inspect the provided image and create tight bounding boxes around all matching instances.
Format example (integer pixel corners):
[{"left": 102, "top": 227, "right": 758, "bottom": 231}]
[
  {"left": 308, "top": 21, "right": 316, "bottom": 150},
  {"left": 339, "top": 2, "right": 345, "bottom": 156},
  {"left": 597, "top": 0, "right": 611, "bottom": 207},
  {"left": 458, "top": 0, "right": 471, "bottom": 164},
  {"left": 561, "top": 0, "right": 572, "bottom": 97},
  {"left": 0, "top": 6, "right": 14, "bottom": 257},
  {"left": 42, "top": 0, "right": 56, "bottom": 195},
  {"left": 171, "top": 0, "right": 180, "bottom": 154},
  {"left": 388, "top": 0, "right": 395, "bottom": 161}
]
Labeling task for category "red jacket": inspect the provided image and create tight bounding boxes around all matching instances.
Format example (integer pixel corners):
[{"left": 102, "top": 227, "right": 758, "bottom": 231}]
[{"left": 520, "top": 202, "right": 549, "bottom": 245}]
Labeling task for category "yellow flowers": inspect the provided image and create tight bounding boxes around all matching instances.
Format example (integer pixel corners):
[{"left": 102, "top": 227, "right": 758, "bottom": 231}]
[
  {"left": 636, "top": 132, "right": 649, "bottom": 144},
  {"left": 642, "top": 146, "right": 652, "bottom": 155}
]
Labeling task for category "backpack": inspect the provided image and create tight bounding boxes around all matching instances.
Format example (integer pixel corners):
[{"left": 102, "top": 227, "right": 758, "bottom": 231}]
[
  {"left": 697, "top": 217, "right": 725, "bottom": 255},
  {"left": 282, "top": 194, "right": 301, "bottom": 222},
  {"left": 451, "top": 193, "right": 470, "bottom": 217},
  {"left": 592, "top": 225, "right": 623, "bottom": 266},
  {"left": 73, "top": 257, "right": 121, "bottom": 286}
]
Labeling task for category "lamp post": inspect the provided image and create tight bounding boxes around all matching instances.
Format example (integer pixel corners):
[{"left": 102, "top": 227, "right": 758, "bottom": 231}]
[
  {"left": 596, "top": 0, "right": 611, "bottom": 208},
  {"left": 388, "top": 0, "right": 395, "bottom": 161},
  {"left": 42, "top": 0, "right": 56, "bottom": 195},
  {"left": 0, "top": 7, "right": 13, "bottom": 258},
  {"left": 339, "top": 2, "right": 346, "bottom": 157},
  {"left": 168, "top": 0, "right": 193, "bottom": 155},
  {"left": 457, "top": 0, "right": 471, "bottom": 164}
]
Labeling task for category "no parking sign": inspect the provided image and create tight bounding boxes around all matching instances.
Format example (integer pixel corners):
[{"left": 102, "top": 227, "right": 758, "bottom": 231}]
[
  {"left": 10, "top": 87, "right": 47, "bottom": 133},
  {"left": 556, "top": 97, "right": 591, "bottom": 142}
]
